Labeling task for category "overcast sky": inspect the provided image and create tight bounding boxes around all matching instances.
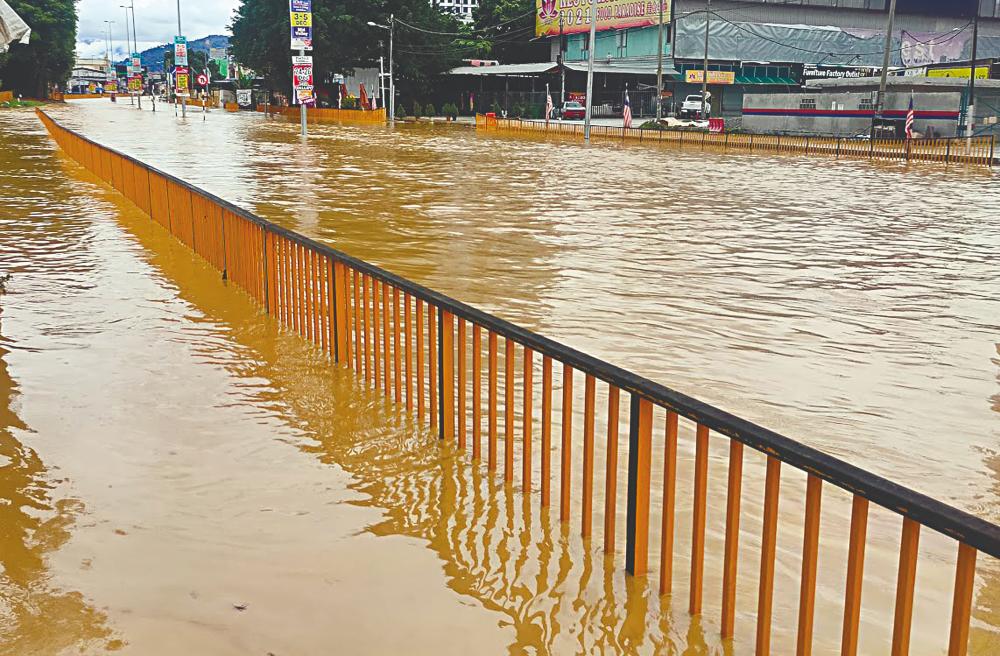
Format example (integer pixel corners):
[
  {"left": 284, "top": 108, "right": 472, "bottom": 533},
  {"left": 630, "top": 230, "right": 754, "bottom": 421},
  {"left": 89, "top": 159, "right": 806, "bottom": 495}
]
[{"left": 76, "top": 0, "right": 240, "bottom": 60}]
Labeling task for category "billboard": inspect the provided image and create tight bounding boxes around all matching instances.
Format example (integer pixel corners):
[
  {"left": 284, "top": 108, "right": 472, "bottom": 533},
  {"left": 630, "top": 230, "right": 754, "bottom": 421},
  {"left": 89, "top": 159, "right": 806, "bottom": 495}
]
[
  {"left": 175, "top": 66, "right": 190, "bottom": 96},
  {"left": 292, "top": 54, "right": 314, "bottom": 104},
  {"left": 536, "top": 0, "right": 670, "bottom": 38},
  {"left": 174, "top": 36, "right": 188, "bottom": 66},
  {"left": 926, "top": 66, "right": 990, "bottom": 80}
]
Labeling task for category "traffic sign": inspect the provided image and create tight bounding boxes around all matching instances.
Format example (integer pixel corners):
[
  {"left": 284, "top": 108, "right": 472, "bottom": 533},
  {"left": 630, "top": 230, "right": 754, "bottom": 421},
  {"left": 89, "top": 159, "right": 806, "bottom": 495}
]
[{"left": 196, "top": 73, "right": 209, "bottom": 87}]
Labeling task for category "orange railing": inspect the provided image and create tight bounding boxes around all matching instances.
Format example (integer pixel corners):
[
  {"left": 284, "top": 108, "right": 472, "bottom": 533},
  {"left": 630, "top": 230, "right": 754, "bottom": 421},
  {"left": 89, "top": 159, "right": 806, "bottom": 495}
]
[
  {"left": 475, "top": 115, "right": 997, "bottom": 167},
  {"left": 261, "top": 105, "right": 387, "bottom": 124},
  {"left": 37, "top": 108, "right": 1000, "bottom": 654}
]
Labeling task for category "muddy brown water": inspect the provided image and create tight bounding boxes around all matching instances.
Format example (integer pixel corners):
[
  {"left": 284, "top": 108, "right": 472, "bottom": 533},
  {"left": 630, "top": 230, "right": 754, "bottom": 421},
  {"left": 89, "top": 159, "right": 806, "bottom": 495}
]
[{"left": 1, "top": 101, "right": 999, "bottom": 654}]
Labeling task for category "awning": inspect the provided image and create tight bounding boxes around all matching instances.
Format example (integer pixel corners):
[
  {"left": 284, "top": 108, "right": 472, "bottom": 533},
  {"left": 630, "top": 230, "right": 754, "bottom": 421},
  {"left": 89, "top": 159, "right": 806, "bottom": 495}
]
[
  {"left": 0, "top": 0, "right": 31, "bottom": 53},
  {"left": 448, "top": 62, "right": 560, "bottom": 77},
  {"left": 563, "top": 61, "right": 679, "bottom": 77},
  {"left": 734, "top": 74, "right": 799, "bottom": 85}
]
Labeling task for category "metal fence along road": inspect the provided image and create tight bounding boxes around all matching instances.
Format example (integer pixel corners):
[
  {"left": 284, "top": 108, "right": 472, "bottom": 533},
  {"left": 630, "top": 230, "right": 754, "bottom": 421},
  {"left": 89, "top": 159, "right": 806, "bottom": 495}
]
[
  {"left": 475, "top": 115, "right": 997, "bottom": 168},
  {"left": 35, "top": 108, "right": 1000, "bottom": 656}
]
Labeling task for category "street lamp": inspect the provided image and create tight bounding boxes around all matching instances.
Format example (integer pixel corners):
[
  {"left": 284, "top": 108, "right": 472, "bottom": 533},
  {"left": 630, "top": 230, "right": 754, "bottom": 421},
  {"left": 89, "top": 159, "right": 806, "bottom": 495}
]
[
  {"left": 103, "top": 20, "right": 115, "bottom": 80},
  {"left": 120, "top": 5, "right": 134, "bottom": 105},
  {"left": 368, "top": 16, "right": 394, "bottom": 122}
]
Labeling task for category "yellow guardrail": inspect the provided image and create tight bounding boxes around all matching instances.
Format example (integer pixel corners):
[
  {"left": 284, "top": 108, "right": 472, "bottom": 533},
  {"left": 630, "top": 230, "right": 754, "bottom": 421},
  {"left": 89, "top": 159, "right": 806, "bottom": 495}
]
[
  {"left": 38, "top": 107, "right": 1000, "bottom": 656},
  {"left": 475, "top": 115, "right": 996, "bottom": 167}
]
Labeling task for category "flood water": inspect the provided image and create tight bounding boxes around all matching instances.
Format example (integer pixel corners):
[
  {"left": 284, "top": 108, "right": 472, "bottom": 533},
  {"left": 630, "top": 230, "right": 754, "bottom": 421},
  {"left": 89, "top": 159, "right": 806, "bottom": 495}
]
[{"left": 2, "top": 100, "right": 1000, "bottom": 654}]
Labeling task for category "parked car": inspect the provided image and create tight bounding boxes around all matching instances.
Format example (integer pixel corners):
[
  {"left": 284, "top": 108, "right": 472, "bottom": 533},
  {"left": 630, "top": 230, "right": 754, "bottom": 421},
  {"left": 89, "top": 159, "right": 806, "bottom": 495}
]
[
  {"left": 678, "top": 93, "right": 711, "bottom": 119},
  {"left": 556, "top": 101, "right": 586, "bottom": 120}
]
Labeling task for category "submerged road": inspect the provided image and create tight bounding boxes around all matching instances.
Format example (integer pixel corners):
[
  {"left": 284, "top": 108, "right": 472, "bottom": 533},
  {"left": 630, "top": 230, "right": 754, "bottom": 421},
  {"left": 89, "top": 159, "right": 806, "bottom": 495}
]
[{"left": 2, "top": 101, "right": 1000, "bottom": 654}]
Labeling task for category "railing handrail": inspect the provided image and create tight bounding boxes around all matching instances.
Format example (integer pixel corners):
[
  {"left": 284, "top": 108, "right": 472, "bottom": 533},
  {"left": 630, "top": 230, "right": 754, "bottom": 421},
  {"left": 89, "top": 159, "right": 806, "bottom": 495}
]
[{"left": 38, "top": 108, "right": 1000, "bottom": 559}]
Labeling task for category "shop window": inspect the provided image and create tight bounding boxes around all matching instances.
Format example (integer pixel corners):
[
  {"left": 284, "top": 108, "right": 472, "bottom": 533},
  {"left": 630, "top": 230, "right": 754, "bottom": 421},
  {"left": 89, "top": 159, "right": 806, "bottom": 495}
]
[
  {"left": 859, "top": 97, "right": 875, "bottom": 111},
  {"left": 800, "top": 98, "right": 817, "bottom": 110}
]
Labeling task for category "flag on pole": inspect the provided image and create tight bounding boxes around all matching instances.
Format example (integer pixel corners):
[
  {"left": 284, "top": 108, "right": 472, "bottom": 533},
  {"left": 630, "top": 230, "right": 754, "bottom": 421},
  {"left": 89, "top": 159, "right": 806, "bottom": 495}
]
[
  {"left": 905, "top": 95, "right": 914, "bottom": 140},
  {"left": 623, "top": 88, "right": 633, "bottom": 128},
  {"left": 545, "top": 91, "right": 553, "bottom": 122}
]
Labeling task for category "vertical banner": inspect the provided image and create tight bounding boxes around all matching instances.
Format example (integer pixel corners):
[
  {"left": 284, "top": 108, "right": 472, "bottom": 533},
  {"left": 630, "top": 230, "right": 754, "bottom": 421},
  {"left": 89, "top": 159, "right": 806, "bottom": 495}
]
[
  {"left": 130, "top": 53, "right": 141, "bottom": 73},
  {"left": 289, "top": 0, "right": 313, "bottom": 50},
  {"left": 175, "top": 66, "right": 190, "bottom": 97},
  {"left": 174, "top": 36, "right": 189, "bottom": 67},
  {"left": 292, "top": 54, "right": 314, "bottom": 105}
]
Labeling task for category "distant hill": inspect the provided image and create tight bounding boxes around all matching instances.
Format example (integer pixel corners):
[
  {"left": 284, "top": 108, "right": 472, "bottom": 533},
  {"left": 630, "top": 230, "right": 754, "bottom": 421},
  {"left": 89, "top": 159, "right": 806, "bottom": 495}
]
[{"left": 124, "top": 35, "right": 230, "bottom": 73}]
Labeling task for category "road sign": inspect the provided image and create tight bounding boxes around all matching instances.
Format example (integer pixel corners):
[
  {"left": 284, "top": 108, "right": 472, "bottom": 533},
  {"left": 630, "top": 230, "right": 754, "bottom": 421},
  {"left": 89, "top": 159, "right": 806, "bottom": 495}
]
[
  {"left": 174, "top": 36, "right": 188, "bottom": 67},
  {"left": 196, "top": 73, "right": 209, "bottom": 87},
  {"left": 289, "top": 0, "right": 313, "bottom": 50}
]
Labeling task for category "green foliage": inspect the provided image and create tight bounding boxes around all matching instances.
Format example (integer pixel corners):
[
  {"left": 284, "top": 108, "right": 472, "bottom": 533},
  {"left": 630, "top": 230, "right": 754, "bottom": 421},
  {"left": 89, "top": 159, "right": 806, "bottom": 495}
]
[
  {"left": 490, "top": 100, "right": 501, "bottom": 115},
  {"left": 342, "top": 95, "right": 360, "bottom": 109},
  {"left": 472, "top": 0, "right": 545, "bottom": 64},
  {"left": 423, "top": 102, "right": 436, "bottom": 117},
  {"left": 0, "top": 0, "right": 77, "bottom": 98},
  {"left": 412, "top": 100, "right": 423, "bottom": 118},
  {"left": 442, "top": 102, "right": 458, "bottom": 119},
  {"left": 230, "top": 0, "right": 465, "bottom": 99},
  {"left": 395, "top": 102, "right": 406, "bottom": 119}
]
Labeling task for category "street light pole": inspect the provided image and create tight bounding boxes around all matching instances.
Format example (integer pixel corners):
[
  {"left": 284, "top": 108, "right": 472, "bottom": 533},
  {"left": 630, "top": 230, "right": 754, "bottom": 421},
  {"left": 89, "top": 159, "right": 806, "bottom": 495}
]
[
  {"left": 873, "top": 0, "right": 898, "bottom": 139},
  {"left": 701, "top": 0, "right": 710, "bottom": 120},
  {"left": 129, "top": 2, "right": 141, "bottom": 109},
  {"left": 368, "top": 17, "right": 395, "bottom": 122},
  {"left": 583, "top": 0, "right": 597, "bottom": 141},
  {"left": 122, "top": 6, "right": 133, "bottom": 105},
  {"left": 966, "top": 1, "right": 979, "bottom": 139},
  {"left": 176, "top": 0, "right": 186, "bottom": 118},
  {"left": 104, "top": 20, "right": 115, "bottom": 83}
]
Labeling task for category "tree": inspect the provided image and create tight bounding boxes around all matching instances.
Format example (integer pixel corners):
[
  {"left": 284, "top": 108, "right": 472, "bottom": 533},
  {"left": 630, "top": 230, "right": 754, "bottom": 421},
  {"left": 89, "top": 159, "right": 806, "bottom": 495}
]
[
  {"left": 230, "top": 0, "right": 465, "bottom": 101},
  {"left": 472, "top": 0, "right": 546, "bottom": 64},
  {"left": 0, "top": 0, "right": 77, "bottom": 97}
]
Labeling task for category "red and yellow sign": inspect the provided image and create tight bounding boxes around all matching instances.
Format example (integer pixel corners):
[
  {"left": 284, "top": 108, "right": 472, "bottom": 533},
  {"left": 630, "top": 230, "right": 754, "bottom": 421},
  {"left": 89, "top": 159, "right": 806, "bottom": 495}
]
[
  {"left": 927, "top": 66, "right": 989, "bottom": 80},
  {"left": 536, "top": 0, "right": 670, "bottom": 37},
  {"left": 685, "top": 70, "right": 736, "bottom": 85},
  {"left": 175, "top": 66, "right": 190, "bottom": 96}
]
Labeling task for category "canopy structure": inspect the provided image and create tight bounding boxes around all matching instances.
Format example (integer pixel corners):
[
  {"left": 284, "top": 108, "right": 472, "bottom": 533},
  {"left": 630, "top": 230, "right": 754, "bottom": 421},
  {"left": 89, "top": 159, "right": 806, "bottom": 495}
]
[{"left": 0, "top": 0, "right": 30, "bottom": 53}]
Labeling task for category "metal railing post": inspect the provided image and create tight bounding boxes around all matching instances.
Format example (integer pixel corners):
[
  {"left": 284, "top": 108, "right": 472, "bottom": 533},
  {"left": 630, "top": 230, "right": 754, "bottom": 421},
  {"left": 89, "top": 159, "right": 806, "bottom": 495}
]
[{"left": 625, "top": 395, "right": 653, "bottom": 576}]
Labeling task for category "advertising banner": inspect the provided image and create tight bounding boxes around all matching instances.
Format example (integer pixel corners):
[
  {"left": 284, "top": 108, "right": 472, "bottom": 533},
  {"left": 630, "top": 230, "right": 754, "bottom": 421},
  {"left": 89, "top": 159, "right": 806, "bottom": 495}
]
[
  {"left": 128, "top": 75, "right": 142, "bottom": 93},
  {"left": 130, "top": 53, "right": 141, "bottom": 74},
  {"left": 292, "top": 54, "right": 314, "bottom": 104},
  {"left": 174, "top": 36, "right": 188, "bottom": 67},
  {"left": 87, "top": 83, "right": 96, "bottom": 94},
  {"left": 175, "top": 66, "right": 190, "bottom": 96},
  {"left": 290, "top": 0, "right": 313, "bottom": 50},
  {"left": 535, "top": 0, "right": 670, "bottom": 38},
  {"left": 215, "top": 58, "right": 229, "bottom": 78},
  {"left": 927, "top": 65, "right": 990, "bottom": 80},
  {"left": 106, "top": 81, "right": 118, "bottom": 93},
  {"left": 803, "top": 64, "right": 879, "bottom": 81},
  {"left": 684, "top": 70, "right": 735, "bottom": 85}
]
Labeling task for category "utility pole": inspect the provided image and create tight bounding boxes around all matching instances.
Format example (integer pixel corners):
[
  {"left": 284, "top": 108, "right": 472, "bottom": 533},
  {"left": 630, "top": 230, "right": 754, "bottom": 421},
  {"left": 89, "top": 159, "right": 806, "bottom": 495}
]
[
  {"left": 104, "top": 20, "right": 115, "bottom": 91},
  {"left": 368, "top": 16, "right": 394, "bottom": 122},
  {"left": 176, "top": 0, "right": 186, "bottom": 118},
  {"left": 872, "top": 0, "right": 898, "bottom": 139},
  {"left": 559, "top": 13, "right": 565, "bottom": 106},
  {"left": 656, "top": 0, "right": 665, "bottom": 122},
  {"left": 966, "top": 0, "right": 980, "bottom": 139},
  {"left": 701, "top": 0, "right": 710, "bottom": 120},
  {"left": 583, "top": 0, "right": 598, "bottom": 141}
]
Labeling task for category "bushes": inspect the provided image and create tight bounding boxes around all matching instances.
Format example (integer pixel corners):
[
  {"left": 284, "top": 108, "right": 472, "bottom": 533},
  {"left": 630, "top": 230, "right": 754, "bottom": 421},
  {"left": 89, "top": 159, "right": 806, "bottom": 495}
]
[
  {"left": 442, "top": 102, "right": 459, "bottom": 119},
  {"left": 412, "top": 100, "right": 423, "bottom": 118},
  {"left": 423, "top": 102, "right": 436, "bottom": 117},
  {"left": 395, "top": 103, "right": 406, "bottom": 119}
]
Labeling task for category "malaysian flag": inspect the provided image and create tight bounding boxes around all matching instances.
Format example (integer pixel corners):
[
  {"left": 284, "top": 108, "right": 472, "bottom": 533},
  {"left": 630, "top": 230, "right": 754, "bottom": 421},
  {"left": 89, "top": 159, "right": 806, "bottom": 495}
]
[
  {"left": 623, "top": 89, "right": 633, "bottom": 128},
  {"left": 545, "top": 92, "right": 553, "bottom": 122},
  {"left": 905, "top": 96, "right": 915, "bottom": 139}
]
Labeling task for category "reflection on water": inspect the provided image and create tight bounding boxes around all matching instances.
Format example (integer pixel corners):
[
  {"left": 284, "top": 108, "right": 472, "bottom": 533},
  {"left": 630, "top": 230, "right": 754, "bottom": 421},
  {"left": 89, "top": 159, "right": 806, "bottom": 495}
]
[
  {"left": 0, "top": 112, "right": 117, "bottom": 653},
  {"left": 5, "top": 101, "right": 1000, "bottom": 653}
]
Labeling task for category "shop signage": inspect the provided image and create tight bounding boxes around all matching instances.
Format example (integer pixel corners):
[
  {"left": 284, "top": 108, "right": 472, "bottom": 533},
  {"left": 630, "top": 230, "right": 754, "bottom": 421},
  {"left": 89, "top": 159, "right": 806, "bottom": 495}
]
[
  {"left": 926, "top": 66, "right": 990, "bottom": 80},
  {"left": 568, "top": 91, "right": 586, "bottom": 103},
  {"left": 536, "top": 0, "right": 671, "bottom": 38},
  {"left": 174, "top": 36, "right": 188, "bottom": 67},
  {"left": 128, "top": 75, "right": 142, "bottom": 93},
  {"left": 685, "top": 70, "right": 735, "bottom": 85},
  {"left": 290, "top": 0, "right": 313, "bottom": 50},
  {"left": 803, "top": 64, "right": 879, "bottom": 80},
  {"left": 106, "top": 81, "right": 118, "bottom": 93}
]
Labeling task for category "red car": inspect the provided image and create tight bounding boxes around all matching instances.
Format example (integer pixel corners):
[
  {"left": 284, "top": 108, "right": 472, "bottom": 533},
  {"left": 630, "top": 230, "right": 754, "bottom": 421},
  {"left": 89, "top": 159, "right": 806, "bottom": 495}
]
[{"left": 558, "top": 101, "right": 586, "bottom": 120}]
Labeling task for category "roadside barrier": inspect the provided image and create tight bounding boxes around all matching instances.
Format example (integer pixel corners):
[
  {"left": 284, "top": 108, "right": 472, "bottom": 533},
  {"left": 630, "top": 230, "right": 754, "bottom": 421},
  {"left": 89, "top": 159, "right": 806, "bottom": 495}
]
[
  {"left": 60, "top": 93, "right": 108, "bottom": 101},
  {"left": 37, "top": 107, "right": 999, "bottom": 654},
  {"left": 0, "top": 90, "right": 13, "bottom": 103},
  {"left": 475, "top": 115, "right": 996, "bottom": 167},
  {"left": 260, "top": 105, "right": 387, "bottom": 124}
]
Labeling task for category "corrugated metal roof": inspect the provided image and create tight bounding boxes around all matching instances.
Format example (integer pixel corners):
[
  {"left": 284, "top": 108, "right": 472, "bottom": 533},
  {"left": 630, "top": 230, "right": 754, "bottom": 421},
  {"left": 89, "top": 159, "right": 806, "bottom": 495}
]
[
  {"left": 563, "top": 61, "right": 679, "bottom": 76},
  {"left": 448, "top": 62, "right": 559, "bottom": 76}
]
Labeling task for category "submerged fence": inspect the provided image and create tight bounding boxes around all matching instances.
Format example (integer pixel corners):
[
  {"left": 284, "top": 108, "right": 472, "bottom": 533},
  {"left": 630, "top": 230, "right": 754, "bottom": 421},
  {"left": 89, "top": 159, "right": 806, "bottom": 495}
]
[
  {"left": 37, "top": 108, "right": 1000, "bottom": 655},
  {"left": 475, "top": 115, "right": 997, "bottom": 167},
  {"left": 259, "top": 105, "right": 387, "bottom": 124}
]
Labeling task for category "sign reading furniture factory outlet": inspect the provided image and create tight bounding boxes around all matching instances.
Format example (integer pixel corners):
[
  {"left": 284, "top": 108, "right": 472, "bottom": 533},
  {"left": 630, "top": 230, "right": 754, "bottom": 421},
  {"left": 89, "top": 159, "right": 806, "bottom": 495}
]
[
  {"left": 803, "top": 64, "right": 880, "bottom": 80},
  {"left": 289, "top": 0, "right": 313, "bottom": 50},
  {"left": 535, "top": 0, "right": 671, "bottom": 37}
]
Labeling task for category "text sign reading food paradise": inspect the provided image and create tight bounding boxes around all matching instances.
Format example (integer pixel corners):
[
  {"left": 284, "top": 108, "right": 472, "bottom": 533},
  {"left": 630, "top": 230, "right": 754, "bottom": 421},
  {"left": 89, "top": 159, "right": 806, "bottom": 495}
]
[{"left": 536, "top": 0, "right": 671, "bottom": 37}]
